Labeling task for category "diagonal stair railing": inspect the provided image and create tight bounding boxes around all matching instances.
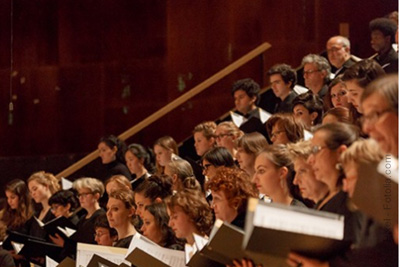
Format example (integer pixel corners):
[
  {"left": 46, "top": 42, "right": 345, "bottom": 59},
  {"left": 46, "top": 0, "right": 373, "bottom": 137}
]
[{"left": 56, "top": 42, "right": 271, "bottom": 179}]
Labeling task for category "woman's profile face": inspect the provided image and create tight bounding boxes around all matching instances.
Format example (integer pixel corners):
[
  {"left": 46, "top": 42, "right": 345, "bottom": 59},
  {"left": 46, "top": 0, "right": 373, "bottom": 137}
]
[
  {"left": 307, "top": 130, "right": 339, "bottom": 188},
  {"left": 28, "top": 180, "right": 49, "bottom": 204},
  {"left": 98, "top": 142, "right": 117, "bottom": 164},
  {"left": 125, "top": 150, "right": 143, "bottom": 175},
  {"left": 140, "top": 209, "right": 163, "bottom": 245},
  {"left": 154, "top": 144, "right": 172, "bottom": 167}
]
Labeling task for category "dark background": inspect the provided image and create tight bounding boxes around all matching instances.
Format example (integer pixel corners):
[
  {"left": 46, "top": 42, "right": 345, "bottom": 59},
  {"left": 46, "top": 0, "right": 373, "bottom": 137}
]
[{"left": 0, "top": 0, "right": 397, "bottom": 184}]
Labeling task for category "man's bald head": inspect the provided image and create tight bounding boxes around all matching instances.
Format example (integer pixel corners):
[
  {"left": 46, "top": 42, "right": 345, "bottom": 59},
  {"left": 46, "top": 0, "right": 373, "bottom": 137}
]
[{"left": 326, "top": 36, "right": 351, "bottom": 68}]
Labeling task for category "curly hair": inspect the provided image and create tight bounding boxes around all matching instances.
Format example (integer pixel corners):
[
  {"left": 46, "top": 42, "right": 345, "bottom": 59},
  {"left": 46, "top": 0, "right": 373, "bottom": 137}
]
[
  {"left": 166, "top": 189, "right": 213, "bottom": 236},
  {"left": 217, "top": 121, "right": 244, "bottom": 139},
  {"left": 1, "top": 179, "right": 34, "bottom": 231},
  {"left": 369, "top": 17, "right": 398, "bottom": 43},
  {"left": 265, "top": 113, "right": 305, "bottom": 143},
  {"left": 28, "top": 171, "right": 60, "bottom": 194},
  {"left": 193, "top": 121, "right": 217, "bottom": 140},
  {"left": 267, "top": 64, "right": 297, "bottom": 89},
  {"left": 205, "top": 167, "right": 257, "bottom": 215},
  {"left": 231, "top": 78, "right": 261, "bottom": 104}
]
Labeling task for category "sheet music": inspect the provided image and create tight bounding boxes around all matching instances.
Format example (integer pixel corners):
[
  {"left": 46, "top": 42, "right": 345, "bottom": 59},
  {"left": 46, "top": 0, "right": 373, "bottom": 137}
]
[
  {"left": 46, "top": 256, "right": 58, "bottom": 267},
  {"left": 76, "top": 243, "right": 129, "bottom": 267},
  {"left": 253, "top": 204, "right": 344, "bottom": 239},
  {"left": 126, "top": 234, "right": 185, "bottom": 267},
  {"left": 61, "top": 177, "right": 73, "bottom": 190}
]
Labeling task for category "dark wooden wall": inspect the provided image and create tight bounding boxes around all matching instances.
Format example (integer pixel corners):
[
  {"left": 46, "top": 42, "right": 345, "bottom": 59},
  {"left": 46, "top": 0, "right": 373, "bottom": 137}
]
[{"left": 0, "top": 0, "right": 397, "bottom": 180}]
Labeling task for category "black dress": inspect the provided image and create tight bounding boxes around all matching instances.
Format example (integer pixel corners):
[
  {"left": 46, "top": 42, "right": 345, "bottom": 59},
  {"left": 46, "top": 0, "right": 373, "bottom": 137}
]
[
  {"left": 114, "top": 235, "right": 133, "bottom": 248},
  {"left": 103, "top": 160, "right": 132, "bottom": 181},
  {"left": 28, "top": 208, "right": 55, "bottom": 241},
  {"left": 61, "top": 209, "right": 106, "bottom": 260}
]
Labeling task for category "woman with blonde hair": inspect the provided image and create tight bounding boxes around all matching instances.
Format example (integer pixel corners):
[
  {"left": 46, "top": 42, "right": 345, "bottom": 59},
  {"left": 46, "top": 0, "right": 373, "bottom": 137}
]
[
  {"left": 154, "top": 136, "right": 179, "bottom": 175},
  {"left": 215, "top": 121, "right": 243, "bottom": 159},
  {"left": 164, "top": 159, "right": 200, "bottom": 192},
  {"left": 107, "top": 190, "right": 137, "bottom": 248},
  {"left": 52, "top": 177, "right": 105, "bottom": 259},
  {"left": 167, "top": 189, "right": 213, "bottom": 245},
  {"left": 27, "top": 171, "right": 60, "bottom": 238},
  {"left": 193, "top": 121, "right": 217, "bottom": 157},
  {"left": 105, "top": 175, "right": 132, "bottom": 195}
]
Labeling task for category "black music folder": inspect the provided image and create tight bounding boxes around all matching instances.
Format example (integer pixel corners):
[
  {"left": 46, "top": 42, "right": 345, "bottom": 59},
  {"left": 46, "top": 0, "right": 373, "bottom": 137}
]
[{"left": 243, "top": 198, "right": 348, "bottom": 260}]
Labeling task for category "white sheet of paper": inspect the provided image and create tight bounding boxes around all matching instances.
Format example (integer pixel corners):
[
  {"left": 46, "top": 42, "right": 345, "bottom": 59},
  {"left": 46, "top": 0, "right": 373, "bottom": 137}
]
[
  {"left": 76, "top": 243, "right": 129, "bottom": 267},
  {"left": 126, "top": 234, "right": 185, "bottom": 267},
  {"left": 253, "top": 204, "right": 344, "bottom": 240}
]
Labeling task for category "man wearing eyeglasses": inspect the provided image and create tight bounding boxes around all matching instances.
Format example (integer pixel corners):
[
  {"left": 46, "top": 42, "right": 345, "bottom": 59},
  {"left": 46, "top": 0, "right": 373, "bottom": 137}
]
[
  {"left": 326, "top": 36, "right": 358, "bottom": 77},
  {"left": 361, "top": 74, "right": 398, "bottom": 183},
  {"left": 301, "top": 54, "right": 331, "bottom": 100}
]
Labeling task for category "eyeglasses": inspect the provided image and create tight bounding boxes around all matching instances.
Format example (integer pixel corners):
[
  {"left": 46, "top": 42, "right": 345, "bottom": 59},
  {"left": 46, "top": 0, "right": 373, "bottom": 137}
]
[
  {"left": 94, "top": 232, "right": 108, "bottom": 238},
  {"left": 270, "top": 130, "right": 285, "bottom": 139},
  {"left": 361, "top": 108, "right": 393, "bottom": 125},
  {"left": 78, "top": 192, "right": 94, "bottom": 198},
  {"left": 202, "top": 163, "right": 212, "bottom": 171},
  {"left": 303, "top": 69, "right": 320, "bottom": 75},
  {"left": 327, "top": 46, "right": 344, "bottom": 53},
  {"left": 310, "top": 145, "right": 328, "bottom": 155},
  {"left": 215, "top": 133, "right": 232, "bottom": 140}
]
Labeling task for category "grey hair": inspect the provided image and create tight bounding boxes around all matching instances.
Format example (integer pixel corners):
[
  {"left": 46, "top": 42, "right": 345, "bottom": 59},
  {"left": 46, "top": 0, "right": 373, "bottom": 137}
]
[{"left": 302, "top": 54, "right": 332, "bottom": 83}]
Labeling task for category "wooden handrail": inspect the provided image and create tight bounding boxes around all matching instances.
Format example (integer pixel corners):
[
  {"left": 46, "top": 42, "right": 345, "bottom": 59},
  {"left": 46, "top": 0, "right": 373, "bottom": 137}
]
[{"left": 56, "top": 42, "right": 271, "bottom": 179}]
